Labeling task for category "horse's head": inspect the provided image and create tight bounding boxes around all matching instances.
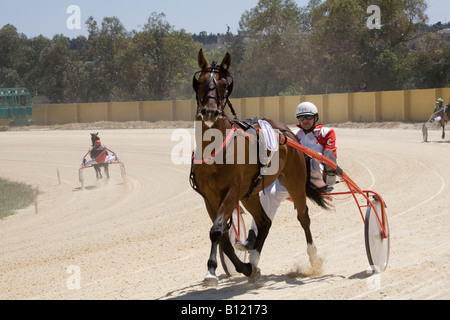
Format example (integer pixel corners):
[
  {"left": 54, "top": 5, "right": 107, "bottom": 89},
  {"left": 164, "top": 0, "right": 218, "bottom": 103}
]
[
  {"left": 90, "top": 132, "right": 100, "bottom": 146},
  {"left": 193, "top": 49, "right": 233, "bottom": 128}
]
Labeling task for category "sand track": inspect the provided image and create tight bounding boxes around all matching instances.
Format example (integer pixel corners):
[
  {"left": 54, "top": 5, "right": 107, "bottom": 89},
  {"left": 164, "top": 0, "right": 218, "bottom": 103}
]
[{"left": 0, "top": 125, "right": 449, "bottom": 300}]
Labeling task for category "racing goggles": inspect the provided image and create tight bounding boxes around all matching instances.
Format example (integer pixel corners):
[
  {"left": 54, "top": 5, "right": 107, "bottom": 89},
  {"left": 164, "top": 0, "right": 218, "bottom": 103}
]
[{"left": 297, "top": 115, "right": 315, "bottom": 121}]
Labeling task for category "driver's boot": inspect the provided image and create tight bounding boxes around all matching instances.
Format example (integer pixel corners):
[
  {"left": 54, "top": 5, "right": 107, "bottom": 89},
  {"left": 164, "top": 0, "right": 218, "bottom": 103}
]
[
  {"left": 323, "top": 149, "right": 337, "bottom": 186},
  {"left": 235, "top": 230, "right": 257, "bottom": 252}
]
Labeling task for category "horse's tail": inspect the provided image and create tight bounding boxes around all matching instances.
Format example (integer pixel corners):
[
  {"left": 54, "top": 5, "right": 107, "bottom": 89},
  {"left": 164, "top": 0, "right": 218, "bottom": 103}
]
[{"left": 305, "top": 180, "right": 330, "bottom": 209}]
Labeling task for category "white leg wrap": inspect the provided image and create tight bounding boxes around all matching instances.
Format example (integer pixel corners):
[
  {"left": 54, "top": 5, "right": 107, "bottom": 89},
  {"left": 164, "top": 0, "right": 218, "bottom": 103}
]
[
  {"left": 307, "top": 243, "right": 323, "bottom": 270},
  {"left": 249, "top": 250, "right": 260, "bottom": 267}
]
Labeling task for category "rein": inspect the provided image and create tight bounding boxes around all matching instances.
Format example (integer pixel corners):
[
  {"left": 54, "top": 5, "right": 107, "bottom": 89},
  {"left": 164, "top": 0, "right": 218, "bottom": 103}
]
[
  {"left": 193, "top": 126, "right": 238, "bottom": 164},
  {"left": 192, "top": 121, "right": 258, "bottom": 164}
]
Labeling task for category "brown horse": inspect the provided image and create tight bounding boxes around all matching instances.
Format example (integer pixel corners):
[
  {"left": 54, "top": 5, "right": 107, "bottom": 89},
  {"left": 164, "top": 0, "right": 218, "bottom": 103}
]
[
  {"left": 438, "top": 107, "right": 449, "bottom": 139},
  {"left": 190, "top": 49, "right": 328, "bottom": 286},
  {"left": 90, "top": 132, "right": 110, "bottom": 180}
]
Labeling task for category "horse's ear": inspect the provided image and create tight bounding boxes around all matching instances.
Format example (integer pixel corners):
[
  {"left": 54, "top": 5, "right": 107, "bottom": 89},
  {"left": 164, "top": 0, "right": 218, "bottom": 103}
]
[
  {"left": 220, "top": 52, "right": 231, "bottom": 71},
  {"left": 198, "top": 49, "right": 208, "bottom": 69}
]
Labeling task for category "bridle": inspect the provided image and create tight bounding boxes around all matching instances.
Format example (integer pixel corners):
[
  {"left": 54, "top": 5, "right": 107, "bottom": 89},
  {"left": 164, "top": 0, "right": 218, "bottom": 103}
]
[{"left": 192, "top": 62, "right": 237, "bottom": 119}]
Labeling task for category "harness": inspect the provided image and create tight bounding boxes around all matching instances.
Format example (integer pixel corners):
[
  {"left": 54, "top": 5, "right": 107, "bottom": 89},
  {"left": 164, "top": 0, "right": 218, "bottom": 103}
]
[
  {"left": 190, "top": 117, "right": 288, "bottom": 201},
  {"left": 192, "top": 63, "right": 237, "bottom": 119},
  {"left": 190, "top": 64, "right": 291, "bottom": 203}
]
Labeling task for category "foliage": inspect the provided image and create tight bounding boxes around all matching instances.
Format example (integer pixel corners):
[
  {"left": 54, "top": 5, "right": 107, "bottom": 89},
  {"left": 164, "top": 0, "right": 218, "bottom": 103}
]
[
  {"left": 0, "top": 178, "right": 38, "bottom": 219},
  {"left": 0, "top": 0, "right": 448, "bottom": 103}
]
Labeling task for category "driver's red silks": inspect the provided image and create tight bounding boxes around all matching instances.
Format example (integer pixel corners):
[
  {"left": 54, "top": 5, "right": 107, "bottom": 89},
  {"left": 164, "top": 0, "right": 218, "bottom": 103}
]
[{"left": 92, "top": 147, "right": 108, "bottom": 164}]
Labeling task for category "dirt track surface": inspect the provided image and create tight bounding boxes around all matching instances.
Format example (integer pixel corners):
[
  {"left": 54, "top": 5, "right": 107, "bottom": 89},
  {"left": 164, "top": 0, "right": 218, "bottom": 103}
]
[{"left": 0, "top": 122, "right": 449, "bottom": 300}]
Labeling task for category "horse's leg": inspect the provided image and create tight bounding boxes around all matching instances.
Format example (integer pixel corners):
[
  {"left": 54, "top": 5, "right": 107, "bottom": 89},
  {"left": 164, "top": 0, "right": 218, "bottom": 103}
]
[
  {"left": 204, "top": 190, "right": 252, "bottom": 286},
  {"left": 202, "top": 193, "right": 227, "bottom": 286},
  {"left": 105, "top": 164, "right": 110, "bottom": 179},
  {"left": 96, "top": 166, "right": 103, "bottom": 180},
  {"left": 442, "top": 120, "right": 446, "bottom": 139},
  {"left": 240, "top": 193, "right": 274, "bottom": 282},
  {"left": 219, "top": 230, "right": 254, "bottom": 277},
  {"left": 284, "top": 175, "right": 323, "bottom": 272},
  {"left": 298, "top": 205, "right": 323, "bottom": 271},
  {"left": 204, "top": 213, "right": 224, "bottom": 286},
  {"left": 249, "top": 199, "right": 272, "bottom": 282}
]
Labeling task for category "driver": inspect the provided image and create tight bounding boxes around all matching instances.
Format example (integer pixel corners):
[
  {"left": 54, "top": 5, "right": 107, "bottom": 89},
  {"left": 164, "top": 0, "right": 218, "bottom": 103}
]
[
  {"left": 90, "top": 139, "right": 109, "bottom": 164},
  {"left": 431, "top": 98, "right": 445, "bottom": 122},
  {"left": 236, "top": 102, "right": 338, "bottom": 252}
]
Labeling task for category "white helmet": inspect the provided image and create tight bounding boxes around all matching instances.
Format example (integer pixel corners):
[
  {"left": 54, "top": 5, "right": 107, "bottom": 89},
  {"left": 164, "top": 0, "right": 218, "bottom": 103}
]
[{"left": 296, "top": 102, "right": 318, "bottom": 118}]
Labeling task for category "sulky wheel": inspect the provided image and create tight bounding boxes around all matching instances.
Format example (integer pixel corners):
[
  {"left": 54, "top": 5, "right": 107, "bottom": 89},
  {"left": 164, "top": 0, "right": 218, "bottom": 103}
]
[
  {"left": 364, "top": 199, "right": 390, "bottom": 273},
  {"left": 219, "top": 206, "right": 248, "bottom": 277}
]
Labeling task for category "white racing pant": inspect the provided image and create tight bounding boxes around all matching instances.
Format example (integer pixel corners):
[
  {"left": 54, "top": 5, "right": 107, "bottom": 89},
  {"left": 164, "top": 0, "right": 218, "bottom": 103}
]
[
  {"left": 250, "top": 167, "right": 326, "bottom": 236},
  {"left": 250, "top": 179, "right": 288, "bottom": 236},
  {"left": 84, "top": 155, "right": 117, "bottom": 167}
]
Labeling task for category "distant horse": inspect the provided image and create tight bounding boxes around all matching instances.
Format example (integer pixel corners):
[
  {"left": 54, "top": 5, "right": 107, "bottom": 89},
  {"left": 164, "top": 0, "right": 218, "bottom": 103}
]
[
  {"left": 437, "top": 107, "right": 450, "bottom": 139},
  {"left": 90, "top": 132, "right": 110, "bottom": 180},
  {"left": 190, "top": 49, "right": 328, "bottom": 286}
]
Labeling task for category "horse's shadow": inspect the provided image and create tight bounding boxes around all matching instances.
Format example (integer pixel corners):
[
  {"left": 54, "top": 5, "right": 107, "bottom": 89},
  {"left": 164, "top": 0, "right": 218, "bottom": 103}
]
[
  {"left": 159, "top": 272, "right": 345, "bottom": 300},
  {"left": 422, "top": 140, "right": 450, "bottom": 144},
  {"left": 72, "top": 181, "right": 125, "bottom": 192},
  {"left": 73, "top": 185, "right": 98, "bottom": 191}
]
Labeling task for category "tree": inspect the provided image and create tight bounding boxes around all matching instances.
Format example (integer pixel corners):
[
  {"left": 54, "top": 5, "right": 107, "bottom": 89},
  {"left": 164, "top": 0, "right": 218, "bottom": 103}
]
[
  {"left": 358, "top": 0, "right": 428, "bottom": 91},
  {"left": 37, "top": 35, "right": 71, "bottom": 102},
  {"left": 407, "top": 33, "right": 450, "bottom": 89},
  {"left": 130, "top": 12, "right": 199, "bottom": 101},
  {"left": 306, "top": 0, "right": 368, "bottom": 93},
  {"left": 83, "top": 16, "right": 129, "bottom": 102},
  {"left": 58, "top": 13, "right": 198, "bottom": 102},
  {"left": 0, "top": 25, "right": 33, "bottom": 88},
  {"left": 307, "top": 0, "right": 428, "bottom": 92},
  {"left": 235, "top": 0, "right": 304, "bottom": 97},
  {"left": 0, "top": 0, "right": 444, "bottom": 104}
]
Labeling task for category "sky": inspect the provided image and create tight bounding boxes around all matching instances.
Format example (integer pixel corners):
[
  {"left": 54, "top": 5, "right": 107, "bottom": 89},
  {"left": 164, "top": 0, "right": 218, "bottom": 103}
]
[{"left": 0, "top": 0, "right": 449, "bottom": 39}]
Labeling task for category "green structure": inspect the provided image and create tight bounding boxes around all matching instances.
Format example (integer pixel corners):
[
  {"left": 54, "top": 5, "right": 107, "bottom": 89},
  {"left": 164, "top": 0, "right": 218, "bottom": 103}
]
[{"left": 0, "top": 88, "right": 34, "bottom": 126}]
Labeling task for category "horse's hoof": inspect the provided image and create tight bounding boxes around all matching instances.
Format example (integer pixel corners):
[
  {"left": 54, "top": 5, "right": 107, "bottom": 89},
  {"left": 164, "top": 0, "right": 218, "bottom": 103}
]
[
  {"left": 248, "top": 265, "right": 261, "bottom": 283},
  {"left": 203, "top": 273, "right": 219, "bottom": 287}
]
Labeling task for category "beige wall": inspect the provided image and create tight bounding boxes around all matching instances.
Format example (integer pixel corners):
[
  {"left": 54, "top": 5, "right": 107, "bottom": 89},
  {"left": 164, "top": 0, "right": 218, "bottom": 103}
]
[
  {"left": 280, "top": 96, "right": 301, "bottom": 123},
  {"left": 25, "top": 87, "right": 450, "bottom": 125},
  {"left": 409, "top": 89, "right": 436, "bottom": 121},
  {"left": 379, "top": 90, "right": 405, "bottom": 121},
  {"left": 79, "top": 103, "right": 108, "bottom": 123},
  {"left": 110, "top": 102, "right": 140, "bottom": 122},
  {"left": 48, "top": 104, "right": 78, "bottom": 124}
]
